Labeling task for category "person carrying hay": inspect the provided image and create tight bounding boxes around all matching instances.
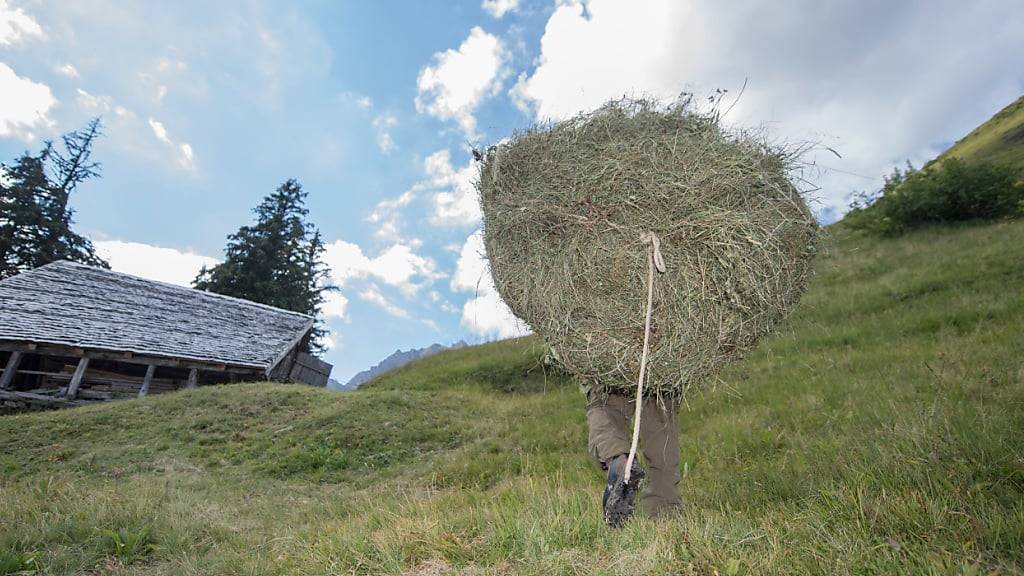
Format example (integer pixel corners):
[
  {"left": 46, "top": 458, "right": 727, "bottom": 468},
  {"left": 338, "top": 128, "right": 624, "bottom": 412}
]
[
  {"left": 477, "top": 97, "right": 819, "bottom": 527},
  {"left": 588, "top": 388, "right": 682, "bottom": 525}
]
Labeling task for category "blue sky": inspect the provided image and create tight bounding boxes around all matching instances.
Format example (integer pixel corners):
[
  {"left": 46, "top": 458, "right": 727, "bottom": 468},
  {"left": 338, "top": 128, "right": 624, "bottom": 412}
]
[{"left": 2, "top": 0, "right": 1022, "bottom": 382}]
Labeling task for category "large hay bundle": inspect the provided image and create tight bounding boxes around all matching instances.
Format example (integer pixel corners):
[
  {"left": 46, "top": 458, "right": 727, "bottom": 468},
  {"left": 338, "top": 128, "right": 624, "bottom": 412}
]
[{"left": 479, "top": 98, "right": 819, "bottom": 397}]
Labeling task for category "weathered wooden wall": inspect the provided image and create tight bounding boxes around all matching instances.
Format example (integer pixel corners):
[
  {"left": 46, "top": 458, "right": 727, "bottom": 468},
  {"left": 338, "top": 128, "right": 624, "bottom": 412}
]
[
  {"left": 0, "top": 343, "right": 265, "bottom": 412},
  {"left": 288, "top": 352, "right": 331, "bottom": 387}
]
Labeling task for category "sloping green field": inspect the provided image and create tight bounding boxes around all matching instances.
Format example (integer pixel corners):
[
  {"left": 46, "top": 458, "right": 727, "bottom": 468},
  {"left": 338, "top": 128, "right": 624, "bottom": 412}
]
[
  {"left": 932, "top": 95, "right": 1024, "bottom": 170},
  {"left": 1, "top": 220, "right": 1023, "bottom": 575}
]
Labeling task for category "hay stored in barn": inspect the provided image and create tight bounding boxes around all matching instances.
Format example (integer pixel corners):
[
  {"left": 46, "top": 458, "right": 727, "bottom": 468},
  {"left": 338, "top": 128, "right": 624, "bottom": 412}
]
[{"left": 479, "top": 98, "right": 819, "bottom": 397}]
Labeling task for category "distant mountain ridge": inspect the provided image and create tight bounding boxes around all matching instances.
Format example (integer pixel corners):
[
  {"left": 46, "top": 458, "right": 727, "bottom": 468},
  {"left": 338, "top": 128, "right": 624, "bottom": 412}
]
[{"left": 331, "top": 341, "right": 468, "bottom": 390}]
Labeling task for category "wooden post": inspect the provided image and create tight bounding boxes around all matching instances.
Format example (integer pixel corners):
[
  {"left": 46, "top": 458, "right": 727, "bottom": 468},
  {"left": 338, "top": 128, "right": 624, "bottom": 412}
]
[
  {"left": 186, "top": 368, "right": 198, "bottom": 389},
  {"left": 0, "top": 351, "right": 23, "bottom": 390},
  {"left": 65, "top": 357, "right": 90, "bottom": 399},
  {"left": 138, "top": 365, "right": 156, "bottom": 397}
]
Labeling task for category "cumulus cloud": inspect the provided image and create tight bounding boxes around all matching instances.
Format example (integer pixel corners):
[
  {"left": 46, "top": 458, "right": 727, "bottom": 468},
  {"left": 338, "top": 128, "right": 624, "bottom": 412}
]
[
  {"left": 321, "top": 290, "right": 349, "bottom": 321},
  {"left": 147, "top": 117, "right": 196, "bottom": 171},
  {"left": 321, "top": 330, "right": 341, "bottom": 351},
  {"left": 94, "top": 240, "right": 218, "bottom": 287},
  {"left": 367, "top": 189, "right": 415, "bottom": 242},
  {"left": 371, "top": 149, "right": 482, "bottom": 235},
  {"left": 451, "top": 229, "right": 528, "bottom": 339},
  {"left": 372, "top": 113, "right": 398, "bottom": 153},
  {"left": 424, "top": 149, "right": 481, "bottom": 227},
  {"left": 513, "top": 0, "right": 1024, "bottom": 219},
  {"left": 415, "top": 26, "right": 507, "bottom": 137},
  {"left": 511, "top": 0, "right": 697, "bottom": 121},
  {"left": 359, "top": 284, "right": 410, "bottom": 318},
  {"left": 323, "top": 239, "right": 443, "bottom": 296},
  {"left": 0, "top": 0, "right": 44, "bottom": 45},
  {"left": 482, "top": 0, "right": 519, "bottom": 19},
  {"left": 0, "top": 63, "right": 55, "bottom": 140},
  {"left": 356, "top": 95, "right": 373, "bottom": 109}
]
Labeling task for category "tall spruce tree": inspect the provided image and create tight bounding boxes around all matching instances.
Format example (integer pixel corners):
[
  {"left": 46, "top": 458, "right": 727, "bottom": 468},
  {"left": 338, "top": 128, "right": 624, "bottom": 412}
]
[
  {"left": 193, "top": 179, "right": 332, "bottom": 353},
  {"left": 0, "top": 118, "right": 108, "bottom": 279}
]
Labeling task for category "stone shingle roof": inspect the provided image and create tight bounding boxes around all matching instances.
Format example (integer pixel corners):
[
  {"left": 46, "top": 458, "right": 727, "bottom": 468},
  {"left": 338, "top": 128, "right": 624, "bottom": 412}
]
[{"left": 0, "top": 261, "right": 314, "bottom": 371}]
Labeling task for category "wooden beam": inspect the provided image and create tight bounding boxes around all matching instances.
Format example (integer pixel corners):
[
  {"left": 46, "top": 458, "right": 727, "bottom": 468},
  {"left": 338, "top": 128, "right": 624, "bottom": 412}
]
[
  {"left": 0, "top": 342, "right": 263, "bottom": 374},
  {"left": 0, "top": 351, "right": 23, "bottom": 390},
  {"left": 138, "top": 365, "right": 156, "bottom": 397},
  {"left": 2, "top": 369, "right": 71, "bottom": 378},
  {"left": 0, "top": 389, "right": 88, "bottom": 408},
  {"left": 186, "top": 368, "right": 198, "bottom": 389},
  {"left": 65, "top": 357, "right": 90, "bottom": 399}
]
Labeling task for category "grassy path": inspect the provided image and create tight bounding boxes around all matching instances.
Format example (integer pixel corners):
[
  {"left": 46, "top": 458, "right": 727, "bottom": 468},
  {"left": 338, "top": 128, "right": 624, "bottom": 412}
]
[{"left": 1, "top": 221, "right": 1022, "bottom": 575}]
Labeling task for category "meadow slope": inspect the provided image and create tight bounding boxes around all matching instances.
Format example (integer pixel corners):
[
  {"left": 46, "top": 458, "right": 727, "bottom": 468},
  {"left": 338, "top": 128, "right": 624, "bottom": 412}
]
[
  {"left": 929, "top": 95, "right": 1024, "bottom": 170},
  {"left": 1, "top": 220, "right": 1022, "bottom": 575}
]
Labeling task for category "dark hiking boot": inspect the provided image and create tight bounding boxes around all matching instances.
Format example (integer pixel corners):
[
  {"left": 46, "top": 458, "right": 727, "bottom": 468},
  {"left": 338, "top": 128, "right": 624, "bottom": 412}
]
[{"left": 602, "top": 454, "right": 645, "bottom": 528}]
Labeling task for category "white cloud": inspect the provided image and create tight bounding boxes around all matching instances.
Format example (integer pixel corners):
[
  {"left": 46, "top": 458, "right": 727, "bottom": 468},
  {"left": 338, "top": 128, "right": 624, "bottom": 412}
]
[
  {"left": 462, "top": 290, "right": 526, "bottom": 339},
  {"left": 415, "top": 26, "right": 507, "bottom": 137},
  {"left": 451, "top": 229, "right": 528, "bottom": 339},
  {"left": 366, "top": 149, "right": 482, "bottom": 238},
  {"left": 514, "top": 0, "right": 1024, "bottom": 219},
  {"left": 511, "top": 0, "right": 695, "bottom": 121},
  {"left": 94, "top": 240, "right": 218, "bottom": 287},
  {"left": 76, "top": 88, "right": 126, "bottom": 116},
  {"left": 157, "top": 84, "right": 168, "bottom": 102},
  {"left": 424, "top": 149, "right": 482, "bottom": 227},
  {"left": 178, "top": 143, "right": 194, "bottom": 169},
  {"left": 322, "top": 290, "right": 349, "bottom": 321},
  {"left": 482, "top": 0, "right": 519, "bottom": 19},
  {"left": 341, "top": 92, "right": 373, "bottom": 110},
  {"left": 359, "top": 284, "right": 410, "bottom": 318},
  {"left": 322, "top": 330, "right": 340, "bottom": 351},
  {"left": 148, "top": 118, "right": 171, "bottom": 144},
  {"left": 148, "top": 117, "right": 196, "bottom": 171},
  {"left": 367, "top": 189, "right": 415, "bottom": 242},
  {"left": 55, "top": 63, "right": 78, "bottom": 78},
  {"left": 156, "top": 57, "right": 187, "bottom": 73},
  {"left": 0, "top": 63, "right": 55, "bottom": 140},
  {"left": 450, "top": 229, "right": 489, "bottom": 294},
  {"left": 323, "top": 239, "right": 443, "bottom": 296},
  {"left": 378, "top": 188, "right": 417, "bottom": 211},
  {"left": 0, "top": 0, "right": 44, "bottom": 45},
  {"left": 372, "top": 113, "right": 398, "bottom": 153}
]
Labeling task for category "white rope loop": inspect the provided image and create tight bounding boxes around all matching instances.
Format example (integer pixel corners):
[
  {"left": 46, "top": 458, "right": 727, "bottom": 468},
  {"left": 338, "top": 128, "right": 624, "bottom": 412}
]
[{"left": 623, "top": 231, "right": 665, "bottom": 483}]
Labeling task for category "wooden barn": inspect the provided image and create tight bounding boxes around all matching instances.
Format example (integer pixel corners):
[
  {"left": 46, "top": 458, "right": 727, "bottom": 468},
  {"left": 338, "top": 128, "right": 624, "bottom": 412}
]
[{"left": 0, "top": 261, "right": 332, "bottom": 410}]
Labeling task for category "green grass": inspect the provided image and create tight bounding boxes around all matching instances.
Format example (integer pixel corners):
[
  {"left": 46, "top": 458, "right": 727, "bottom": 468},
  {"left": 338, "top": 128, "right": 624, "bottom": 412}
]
[
  {"left": 2, "top": 220, "right": 1023, "bottom": 575},
  {"left": 931, "top": 95, "right": 1024, "bottom": 170}
]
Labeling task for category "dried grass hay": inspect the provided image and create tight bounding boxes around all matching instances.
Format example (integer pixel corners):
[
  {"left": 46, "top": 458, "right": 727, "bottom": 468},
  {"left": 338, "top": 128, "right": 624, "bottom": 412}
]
[{"left": 478, "top": 97, "right": 820, "bottom": 397}]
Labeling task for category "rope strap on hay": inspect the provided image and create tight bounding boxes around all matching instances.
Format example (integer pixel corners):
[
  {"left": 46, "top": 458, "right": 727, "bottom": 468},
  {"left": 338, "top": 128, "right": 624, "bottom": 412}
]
[{"left": 623, "top": 231, "right": 666, "bottom": 483}]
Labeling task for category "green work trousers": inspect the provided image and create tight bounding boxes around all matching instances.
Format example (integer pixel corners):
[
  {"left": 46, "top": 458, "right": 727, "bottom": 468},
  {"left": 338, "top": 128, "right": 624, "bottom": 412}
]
[{"left": 586, "top": 390, "right": 682, "bottom": 518}]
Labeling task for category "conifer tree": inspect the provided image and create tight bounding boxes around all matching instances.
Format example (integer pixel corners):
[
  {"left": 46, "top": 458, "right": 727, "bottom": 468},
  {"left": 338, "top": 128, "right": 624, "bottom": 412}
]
[
  {"left": 193, "top": 179, "right": 332, "bottom": 353},
  {"left": 0, "top": 118, "right": 108, "bottom": 279}
]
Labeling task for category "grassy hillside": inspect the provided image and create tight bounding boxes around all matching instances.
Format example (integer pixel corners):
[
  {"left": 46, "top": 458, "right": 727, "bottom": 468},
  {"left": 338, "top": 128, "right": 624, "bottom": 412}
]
[
  {"left": 2, "top": 220, "right": 1023, "bottom": 575},
  {"left": 931, "top": 95, "right": 1024, "bottom": 170}
]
